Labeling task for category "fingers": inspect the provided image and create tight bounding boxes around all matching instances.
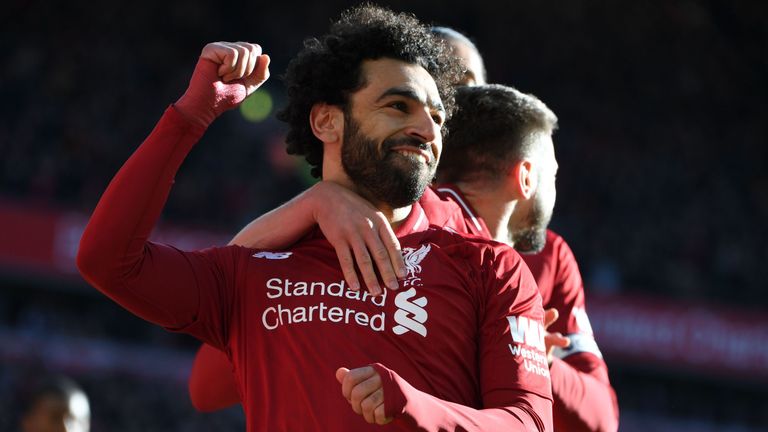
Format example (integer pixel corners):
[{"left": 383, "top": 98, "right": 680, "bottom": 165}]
[
  {"left": 200, "top": 42, "right": 267, "bottom": 83},
  {"left": 359, "top": 388, "right": 385, "bottom": 423},
  {"left": 545, "top": 332, "right": 571, "bottom": 348},
  {"left": 245, "top": 46, "right": 259, "bottom": 77},
  {"left": 310, "top": 181, "right": 404, "bottom": 296},
  {"left": 251, "top": 54, "right": 271, "bottom": 83},
  {"left": 223, "top": 43, "right": 249, "bottom": 82},
  {"left": 338, "top": 366, "right": 378, "bottom": 401},
  {"left": 545, "top": 331, "right": 571, "bottom": 365},
  {"left": 337, "top": 366, "right": 389, "bottom": 424},
  {"left": 335, "top": 247, "right": 361, "bottom": 292},
  {"left": 363, "top": 213, "right": 400, "bottom": 292},
  {"left": 376, "top": 215, "right": 407, "bottom": 283},
  {"left": 544, "top": 308, "right": 559, "bottom": 329},
  {"left": 542, "top": 309, "right": 568, "bottom": 365},
  {"left": 374, "top": 403, "right": 393, "bottom": 425},
  {"left": 349, "top": 237, "right": 381, "bottom": 296},
  {"left": 335, "top": 367, "right": 350, "bottom": 385}
]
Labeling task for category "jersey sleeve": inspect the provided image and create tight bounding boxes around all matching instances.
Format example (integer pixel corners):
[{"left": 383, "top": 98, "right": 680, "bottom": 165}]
[
  {"left": 373, "top": 244, "right": 554, "bottom": 431},
  {"left": 189, "top": 343, "right": 241, "bottom": 412},
  {"left": 76, "top": 106, "right": 240, "bottom": 349},
  {"left": 544, "top": 233, "right": 619, "bottom": 432}
]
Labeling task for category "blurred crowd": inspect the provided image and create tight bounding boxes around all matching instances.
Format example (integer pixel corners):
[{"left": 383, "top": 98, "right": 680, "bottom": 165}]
[
  {"left": 0, "top": 362, "right": 244, "bottom": 431},
  {"left": 1, "top": 0, "right": 766, "bottom": 430},
  {"left": 2, "top": 1, "right": 765, "bottom": 306}
]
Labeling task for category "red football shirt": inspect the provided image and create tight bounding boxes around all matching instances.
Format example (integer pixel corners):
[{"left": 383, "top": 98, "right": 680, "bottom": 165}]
[
  {"left": 427, "top": 184, "right": 620, "bottom": 432},
  {"left": 78, "top": 107, "right": 555, "bottom": 431}
]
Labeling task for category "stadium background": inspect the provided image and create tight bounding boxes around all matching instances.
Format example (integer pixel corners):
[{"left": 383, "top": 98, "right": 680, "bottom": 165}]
[{"left": 1, "top": 0, "right": 766, "bottom": 430}]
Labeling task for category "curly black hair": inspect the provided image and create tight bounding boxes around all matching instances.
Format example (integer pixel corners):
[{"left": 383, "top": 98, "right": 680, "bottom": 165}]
[{"left": 278, "top": 3, "right": 462, "bottom": 178}]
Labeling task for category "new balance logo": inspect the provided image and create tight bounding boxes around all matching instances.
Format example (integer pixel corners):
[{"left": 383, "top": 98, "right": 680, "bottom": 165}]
[
  {"left": 392, "top": 288, "right": 428, "bottom": 337},
  {"left": 252, "top": 251, "right": 292, "bottom": 260}
]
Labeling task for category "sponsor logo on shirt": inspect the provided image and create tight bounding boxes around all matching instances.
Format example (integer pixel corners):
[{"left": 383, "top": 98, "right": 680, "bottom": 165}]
[
  {"left": 507, "top": 315, "right": 550, "bottom": 377},
  {"left": 259, "top": 243, "right": 433, "bottom": 337},
  {"left": 252, "top": 251, "right": 293, "bottom": 260},
  {"left": 391, "top": 245, "right": 431, "bottom": 337},
  {"left": 261, "top": 278, "right": 386, "bottom": 332},
  {"left": 392, "top": 288, "right": 428, "bottom": 337}
]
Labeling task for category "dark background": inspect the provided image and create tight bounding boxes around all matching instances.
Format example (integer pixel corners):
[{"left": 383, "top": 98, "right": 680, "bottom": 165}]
[{"left": 1, "top": 0, "right": 766, "bottom": 430}]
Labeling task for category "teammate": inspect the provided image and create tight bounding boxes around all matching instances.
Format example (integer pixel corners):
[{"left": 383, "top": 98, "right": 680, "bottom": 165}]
[
  {"left": 430, "top": 27, "right": 486, "bottom": 86},
  {"left": 189, "top": 27, "right": 618, "bottom": 432},
  {"left": 432, "top": 31, "right": 619, "bottom": 431},
  {"left": 19, "top": 376, "right": 91, "bottom": 432},
  {"left": 434, "top": 85, "right": 619, "bottom": 432},
  {"left": 77, "top": 5, "right": 553, "bottom": 431}
]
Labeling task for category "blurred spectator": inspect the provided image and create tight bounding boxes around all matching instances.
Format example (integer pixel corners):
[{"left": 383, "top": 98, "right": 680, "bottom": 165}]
[
  {"left": 0, "top": 1, "right": 765, "bottom": 430},
  {"left": 2, "top": 1, "right": 765, "bottom": 307},
  {"left": 18, "top": 375, "right": 90, "bottom": 432}
]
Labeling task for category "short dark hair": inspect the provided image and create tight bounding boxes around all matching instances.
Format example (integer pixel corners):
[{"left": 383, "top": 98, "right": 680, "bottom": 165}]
[
  {"left": 437, "top": 84, "right": 558, "bottom": 184},
  {"left": 278, "top": 4, "right": 462, "bottom": 178}
]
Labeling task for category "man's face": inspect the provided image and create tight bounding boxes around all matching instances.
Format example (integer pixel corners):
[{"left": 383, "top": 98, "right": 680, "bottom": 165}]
[
  {"left": 22, "top": 392, "right": 90, "bottom": 432},
  {"left": 447, "top": 39, "right": 485, "bottom": 86},
  {"left": 341, "top": 58, "right": 445, "bottom": 208},
  {"left": 510, "top": 133, "right": 558, "bottom": 253}
]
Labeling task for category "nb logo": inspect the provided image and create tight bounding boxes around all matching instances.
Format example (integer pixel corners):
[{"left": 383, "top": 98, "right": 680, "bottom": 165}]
[
  {"left": 392, "top": 288, "right": 428, "bottom": 337},
  {"left": 252, "top": 251, "right": 292, "bottom": 260}
]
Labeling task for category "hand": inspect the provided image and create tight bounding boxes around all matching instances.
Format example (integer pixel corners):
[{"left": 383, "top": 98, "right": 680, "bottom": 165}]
[
  {"left": 336, "top": 366, "right": 392, "bottom": 425},
  {"left": 176, "top": 41, "right": 271, "bottom": 127},
  {"left": 308, "top": 182, "right": 406, "bottom": 296},
  {"left": 543, "top": 308, "right": 570, "bottom": 366}
]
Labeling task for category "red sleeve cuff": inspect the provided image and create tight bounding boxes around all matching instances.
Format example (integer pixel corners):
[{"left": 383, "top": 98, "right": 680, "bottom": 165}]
[
  {"left": 166, "top": 104, "right": 209, "bottom": 133},
  {"left": 370, "top": 362, "right": 407, "bottom": 419}
]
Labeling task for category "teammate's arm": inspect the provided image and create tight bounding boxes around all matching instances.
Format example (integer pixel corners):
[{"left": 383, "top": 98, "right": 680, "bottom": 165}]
[
  {"left": 77, "top": 42, "right": 269, "bottom": 338},
  {"left": 230, "top": 181, "right": 405, "bottom": 294},
  {"left": 336, "top": 247, "right": 554, "bottom": 431},
  {"left": 547, "top": 236, "right": 619, "bottom": 432}
]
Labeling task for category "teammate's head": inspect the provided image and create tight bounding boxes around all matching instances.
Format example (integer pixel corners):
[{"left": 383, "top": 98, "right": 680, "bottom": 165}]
[
  {"left": 279, "top": 4, "right": 461, "bottom": 205},
  {"left": 431, "top": 26, "right": 486, "bottom": 86},
  {"left": 20, "top": 376, "right": 91, "bottom": 432},
  {"left": 438, "top": 84, "right": 559, "bottom": 252}
]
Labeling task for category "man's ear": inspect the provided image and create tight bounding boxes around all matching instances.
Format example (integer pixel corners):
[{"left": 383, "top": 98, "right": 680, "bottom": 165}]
[
  {"left": 510, "top": 160, "right": 537, "bottom": 200},
  {"left": 310, "top": 103, "right": 344, "bottom": 145}
]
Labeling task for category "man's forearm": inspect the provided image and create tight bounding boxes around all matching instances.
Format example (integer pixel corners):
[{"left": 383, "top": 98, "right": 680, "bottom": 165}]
[
  {"left": 229, "top": 187, "right": 319, "bottom": 247},
  {"left": 77, "top": 106, "right": 207, "bottom": 327},
  {"left": 374, "top": 363, "right": 553, "bottom": 432},
  {"left": 550, "top": 355, "right": 619, "bottom": 432}
]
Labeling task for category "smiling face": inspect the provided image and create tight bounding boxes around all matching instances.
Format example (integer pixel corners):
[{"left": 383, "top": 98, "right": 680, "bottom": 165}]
[{"left": 340, "top": 58, "right": 446, "bottom": 208}]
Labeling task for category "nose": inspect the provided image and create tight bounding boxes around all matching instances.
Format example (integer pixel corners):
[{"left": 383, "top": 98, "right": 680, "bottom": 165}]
[{"left": 404, "top": 107, "right": 440, "bottom": 145}]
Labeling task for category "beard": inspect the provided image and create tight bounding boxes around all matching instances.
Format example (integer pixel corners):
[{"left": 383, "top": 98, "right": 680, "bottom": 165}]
[
  {"left": 511, "top": 191, "right": 553, "bottom": 254},
  {"left": 341, "top": 115, "right": 436, "bottom": 208}
]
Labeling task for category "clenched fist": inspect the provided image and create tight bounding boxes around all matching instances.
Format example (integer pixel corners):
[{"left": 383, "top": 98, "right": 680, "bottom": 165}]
[
  {"left": 175, "top": 41, "right": 271, "bottom": 127},
  {"left": 336, "top": 366, "right": 393, "bottom": 425}
]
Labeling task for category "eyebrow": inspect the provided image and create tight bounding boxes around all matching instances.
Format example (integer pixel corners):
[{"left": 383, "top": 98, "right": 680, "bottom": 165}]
[{"left": 376, "top": 86, "right": 445, "bottom": 115}]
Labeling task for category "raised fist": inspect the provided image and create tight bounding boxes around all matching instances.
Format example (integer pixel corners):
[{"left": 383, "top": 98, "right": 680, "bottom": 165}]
[{"left": 176, "top": 41, "right": 271, "bottom": 127}]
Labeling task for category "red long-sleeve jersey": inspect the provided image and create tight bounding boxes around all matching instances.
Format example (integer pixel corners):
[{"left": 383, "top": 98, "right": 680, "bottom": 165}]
[
  {"left": 430, "top": 184, "right": 620, "bottom": 432},
  {"left": 77, "top": 106, "right": 555, "bottom": 431}
]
